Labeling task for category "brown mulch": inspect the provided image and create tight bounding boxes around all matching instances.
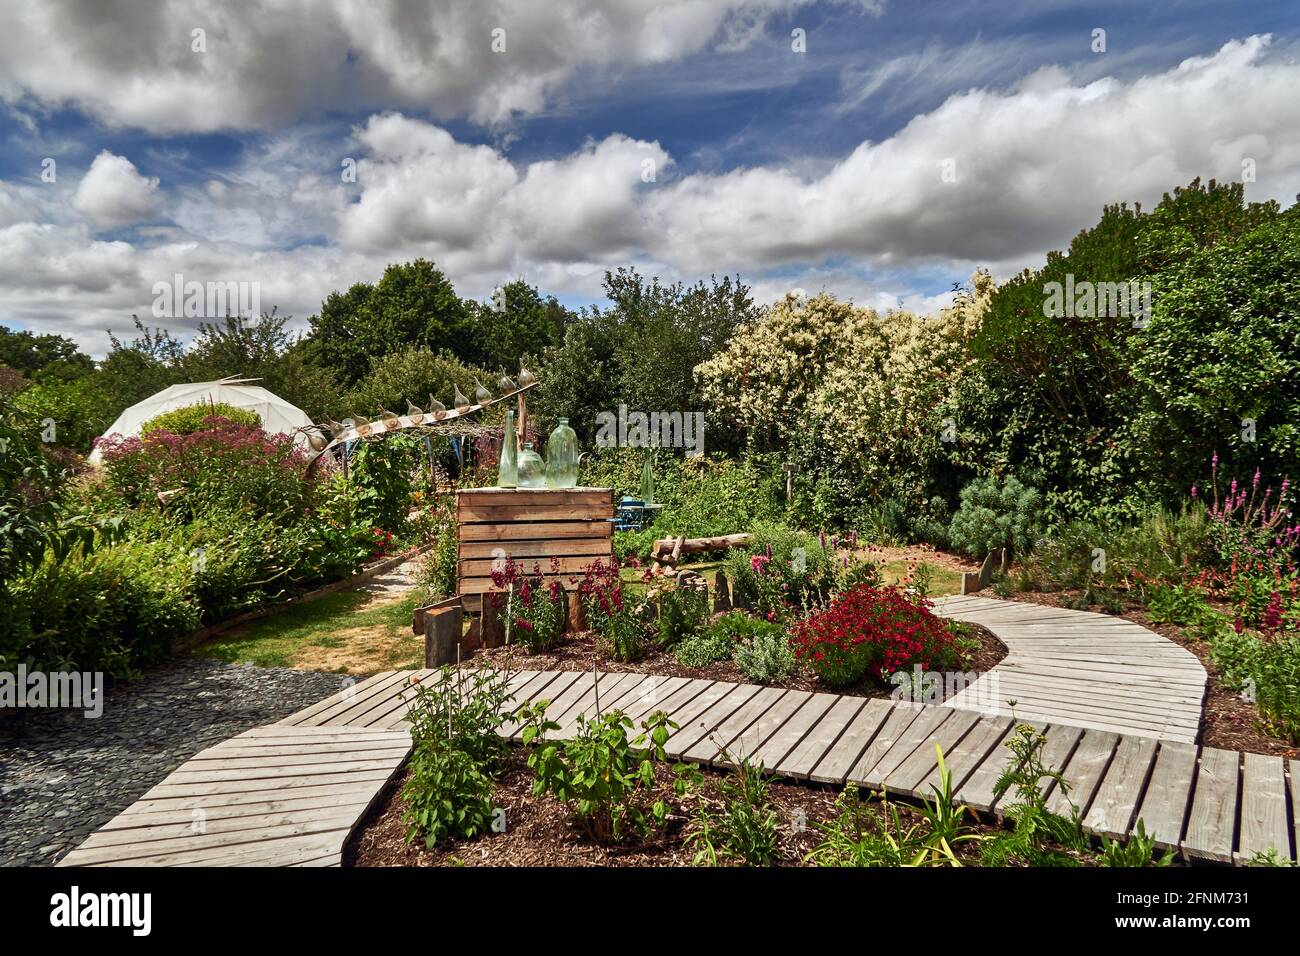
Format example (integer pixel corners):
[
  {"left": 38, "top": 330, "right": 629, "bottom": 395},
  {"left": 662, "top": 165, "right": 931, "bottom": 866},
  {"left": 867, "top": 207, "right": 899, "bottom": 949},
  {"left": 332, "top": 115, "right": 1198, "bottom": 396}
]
[
  {"left": 996, "top": 589, "right": 1299, "bottom": 760},
  {"left": 346, "top": 751, "right": 1013, "bottom": 867},
  {"left": 466, "top": 618, "right": 1006, "bottom": 704}
]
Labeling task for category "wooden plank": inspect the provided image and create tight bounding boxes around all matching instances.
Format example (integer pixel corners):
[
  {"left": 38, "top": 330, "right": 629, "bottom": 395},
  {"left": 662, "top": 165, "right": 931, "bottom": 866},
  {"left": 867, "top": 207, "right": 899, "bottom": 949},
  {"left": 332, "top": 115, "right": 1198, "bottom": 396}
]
[
  {"left": 602, "top": 675, "right": 692, "bottom": 718},
  {"left": 1046, "top": 729, "right": 1119, "bottom": 819},
  {"left": 281, "top": 670, "right": 409, "bottom": 726},
  {"left": 746, "top": 693, "right": 838, "bottom": 770},
  {"left": 77, "top": 805, "right": 364, "bottom": 849},
  {"left": 457, "top": 489, "right": 612, "bottom": 508},
  {"left": 461, "top": 555, "right": 605, "bottom": 576},
  {"left": 852, "top": 705, "right": 951, "bottom": 789},
  {"left": 459, "top": 575, "right": 588, "bottom": 596},
  {"left": 1082, "top": 734, "right": 1159, "bottom": 839},
  {"left": 458, "top": 503, "right": 613, "bottom": 523},
  {"left": 663, "top": 683, "right": 762, "bottom": 757},
  {"left": 679, "top": 687, "right": 789, "bottom": 764},
  {"left": 811, "top": 698, "right": 899, "bottom": 785},
  {"left": 1182, "top": 747, "right": 1240, "bottom": 863},
  {"left": 458, "top": 538, "right": 615, "bottom": 560},
  {"left": 956, "top": 721, "right": 1049, "bottom": 813},
  {"left": 619, "top": 678, "right": 715, "bottom": 726},
  {"left": 837, "top": 697, "right": 920, "bottom": 790},
  {"left": 1133, "top": 741, "right": 1198, "bottom": 850},
  {"left": 103, "top": 789, "right": 384, "bottom": 827},
  {"left": 928, "top": 714, "right": 1012, "bottom": 797},
  {"left": 1235, "top": 752, "right": 1291, "bottom": 863},
  {"left": 774, "top": 696, "right": 866, "bottom": 780},
  {"left": 885, "top": 708, "right": 982, "bottom": 797},
  {"left": 717, "top": 690, "right": 813, "bottom": 769},
  {"left": 460, "top": 521, "right": 612, "bottom": 541}
]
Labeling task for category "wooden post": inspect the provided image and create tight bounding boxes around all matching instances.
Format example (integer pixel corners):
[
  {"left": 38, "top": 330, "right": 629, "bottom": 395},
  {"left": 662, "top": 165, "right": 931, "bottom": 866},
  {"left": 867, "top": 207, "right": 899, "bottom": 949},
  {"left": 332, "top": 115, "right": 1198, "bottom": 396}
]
[
  {"left": 480, "top": 594, "right": 507, "bottom": 648},
  {"left": 425, "top": 605, "right": 463, "bottom": 667},
  {"left": 713, "top": 570, "right": 731, "bottom": 612}
]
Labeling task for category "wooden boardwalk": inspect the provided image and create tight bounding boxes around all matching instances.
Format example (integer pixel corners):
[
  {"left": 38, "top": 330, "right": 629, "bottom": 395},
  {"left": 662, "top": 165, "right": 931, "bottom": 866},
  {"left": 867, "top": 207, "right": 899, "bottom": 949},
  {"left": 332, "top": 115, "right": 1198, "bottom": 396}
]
[
  {"left": 59, "top": 632, "right": 1290, "bottom": 866},
  {"left": 931, "top": 595, "right": 1207, "bottom": 743},
  {"left": 57, "top": 724, "right": 409, "bottom": 867}
]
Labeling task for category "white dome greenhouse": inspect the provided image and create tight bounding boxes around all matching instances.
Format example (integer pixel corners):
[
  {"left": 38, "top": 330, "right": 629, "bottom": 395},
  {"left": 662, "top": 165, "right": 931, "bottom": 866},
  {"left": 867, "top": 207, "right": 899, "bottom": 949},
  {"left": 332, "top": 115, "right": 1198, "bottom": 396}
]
[{"left": 88, "top": 377, "right": 315, "bottom": 463}]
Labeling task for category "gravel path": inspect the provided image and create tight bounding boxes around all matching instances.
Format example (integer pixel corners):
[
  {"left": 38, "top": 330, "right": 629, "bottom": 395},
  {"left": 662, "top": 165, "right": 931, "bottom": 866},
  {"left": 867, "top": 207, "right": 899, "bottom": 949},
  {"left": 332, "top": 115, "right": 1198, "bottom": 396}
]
[{"left": 0, "top": 657, "right": 351, "bottom": 867}]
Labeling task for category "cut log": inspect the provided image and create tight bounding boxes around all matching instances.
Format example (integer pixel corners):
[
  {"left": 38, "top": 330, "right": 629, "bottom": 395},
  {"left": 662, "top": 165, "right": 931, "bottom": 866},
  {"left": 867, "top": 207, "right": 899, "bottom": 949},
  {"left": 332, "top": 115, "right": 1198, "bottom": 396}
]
[
  {"left": 650, "top": 533, "right": 752, "bottom": 572},
  {"left": 424, "top": 605, "right": 464, "bottom": 667}
]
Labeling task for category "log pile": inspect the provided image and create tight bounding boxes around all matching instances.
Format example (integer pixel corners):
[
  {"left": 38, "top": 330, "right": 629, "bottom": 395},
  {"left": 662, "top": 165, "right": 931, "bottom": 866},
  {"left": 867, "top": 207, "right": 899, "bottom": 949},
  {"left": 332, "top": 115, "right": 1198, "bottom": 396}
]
[{"left": 648, "top": 533, "right": 751, "bottom": 574}]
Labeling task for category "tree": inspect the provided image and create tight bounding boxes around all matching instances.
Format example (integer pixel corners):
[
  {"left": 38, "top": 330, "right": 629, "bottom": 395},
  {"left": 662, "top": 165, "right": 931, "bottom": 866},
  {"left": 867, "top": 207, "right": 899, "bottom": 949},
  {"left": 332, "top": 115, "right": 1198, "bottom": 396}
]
[
  {"left": 463, "top": 279, "right": 566, "bottom": 371},
  {"left": 306, "top": 259, "right": 470, "bottom": 386},
  {"left": 181, "top": 310, "right": 340, "bottom": 420},
  {"left": 0, "top": 327, "right": 93, "bottom": 382}
]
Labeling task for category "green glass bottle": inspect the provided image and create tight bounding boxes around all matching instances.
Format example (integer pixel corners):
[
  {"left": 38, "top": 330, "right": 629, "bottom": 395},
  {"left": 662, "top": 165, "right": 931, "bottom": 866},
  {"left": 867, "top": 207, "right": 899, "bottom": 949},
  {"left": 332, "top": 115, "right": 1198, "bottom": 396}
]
[
  {"left": 545, "top": 418, "right": 579, "bottom": 488},
  {"left": 497, "top": 410, "right": 518, "bottom": 488},
  {"left": 518, "top": 443, "right": 546, "bottom": 488},
  {"left": 640, "top": 456, "right": 655, "bottom": 505}
]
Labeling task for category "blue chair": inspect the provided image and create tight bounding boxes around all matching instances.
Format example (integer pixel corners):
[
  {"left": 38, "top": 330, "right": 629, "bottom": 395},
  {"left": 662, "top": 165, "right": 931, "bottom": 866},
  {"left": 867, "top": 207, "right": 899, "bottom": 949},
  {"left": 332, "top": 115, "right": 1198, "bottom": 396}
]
[{"left": 615, "top": 496, "right": 647, "bottom": 532}]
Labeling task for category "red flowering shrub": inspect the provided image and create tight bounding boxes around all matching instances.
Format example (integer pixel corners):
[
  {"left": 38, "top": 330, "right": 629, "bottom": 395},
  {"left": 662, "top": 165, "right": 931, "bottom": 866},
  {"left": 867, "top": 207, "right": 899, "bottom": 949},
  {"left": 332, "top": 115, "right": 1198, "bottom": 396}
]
[
  {"left": 370, "top": 527, "right": 397, "bottom": 561},
  {"left": 790, "top": 584, "right": 960, "bottom": 688},
  {"left": 490, "top": 556, "right": 565, "bottom": 651}
]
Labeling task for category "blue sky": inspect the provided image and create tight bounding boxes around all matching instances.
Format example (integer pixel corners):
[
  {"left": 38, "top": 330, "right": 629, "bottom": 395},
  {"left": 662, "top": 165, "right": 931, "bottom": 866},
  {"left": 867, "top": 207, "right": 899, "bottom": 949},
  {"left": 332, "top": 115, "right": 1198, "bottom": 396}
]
[{"left": 1, "top": 0, "right": 1298, "bottom": 354}]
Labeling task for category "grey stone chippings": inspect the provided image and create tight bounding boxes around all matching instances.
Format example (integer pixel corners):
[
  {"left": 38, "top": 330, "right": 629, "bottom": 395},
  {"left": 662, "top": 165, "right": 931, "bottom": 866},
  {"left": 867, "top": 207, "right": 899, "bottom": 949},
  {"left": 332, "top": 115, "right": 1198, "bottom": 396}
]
[{"left": 0, "top": 657, "right": 351, "bottom": 867}]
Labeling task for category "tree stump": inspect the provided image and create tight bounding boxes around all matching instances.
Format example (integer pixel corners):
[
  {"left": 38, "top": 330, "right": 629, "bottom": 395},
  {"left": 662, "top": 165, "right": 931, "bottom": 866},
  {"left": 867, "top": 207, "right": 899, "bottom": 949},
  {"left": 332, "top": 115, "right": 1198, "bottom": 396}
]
[{"left": 425, "top": 605, "right": 464, "bottom": 667}]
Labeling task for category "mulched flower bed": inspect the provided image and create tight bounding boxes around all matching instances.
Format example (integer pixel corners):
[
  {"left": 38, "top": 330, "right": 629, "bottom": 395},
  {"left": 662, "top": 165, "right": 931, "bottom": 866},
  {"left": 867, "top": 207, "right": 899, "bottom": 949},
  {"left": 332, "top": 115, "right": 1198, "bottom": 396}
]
[
  {"left": 1008, "top": 589, "right": 1299, "bottom": 760},
  {"left": 469, "top": 617, "right": 1006, "bottom": 704},
  {"left": 346, "top": 750, "right": 1021, "bottom": 867}
]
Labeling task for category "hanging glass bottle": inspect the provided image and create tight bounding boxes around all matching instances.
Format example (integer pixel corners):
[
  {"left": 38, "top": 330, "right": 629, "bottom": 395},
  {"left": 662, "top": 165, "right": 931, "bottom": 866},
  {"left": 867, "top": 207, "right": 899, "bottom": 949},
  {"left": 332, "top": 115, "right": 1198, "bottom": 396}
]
[
  {"left": 517, "top": 443, "right": 546, "bottom": 488},
  {"left": 545, "top": 418, "right": 579, "bottom": 488},
  {"left": 498, "top": 410, "right": 518, "bottom": 488}
]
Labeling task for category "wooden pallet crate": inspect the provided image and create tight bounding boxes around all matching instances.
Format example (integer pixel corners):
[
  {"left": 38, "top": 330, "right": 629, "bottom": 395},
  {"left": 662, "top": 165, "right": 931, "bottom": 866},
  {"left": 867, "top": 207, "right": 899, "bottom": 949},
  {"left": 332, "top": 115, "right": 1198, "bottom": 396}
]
[{"left": 456, "top": 487, "right": 614, "bottom": 612}]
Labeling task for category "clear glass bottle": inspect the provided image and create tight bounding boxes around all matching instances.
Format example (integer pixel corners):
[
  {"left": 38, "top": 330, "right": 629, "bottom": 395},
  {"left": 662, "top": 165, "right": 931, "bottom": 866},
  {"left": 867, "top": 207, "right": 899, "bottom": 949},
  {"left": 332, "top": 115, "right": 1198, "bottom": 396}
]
[
  {"left": 497, "top": 410, "right": 518, "bottom": 488},
  {"left": 517, "top": 442, "right": 546, "bottom": 488},
  {"left": 545, "top": 418, "right": 579, "bottom": 488}
]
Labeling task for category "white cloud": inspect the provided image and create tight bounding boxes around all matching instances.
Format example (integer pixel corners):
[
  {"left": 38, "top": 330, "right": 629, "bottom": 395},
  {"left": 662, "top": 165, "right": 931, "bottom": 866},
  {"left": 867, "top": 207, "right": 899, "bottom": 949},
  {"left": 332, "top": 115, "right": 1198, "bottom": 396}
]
[
  {"left": 0, "top": 0, "right": 880, "bottom": 132},
  {"left": 72, "top": 151, "right": 160, "bottom": 228},
  {"left": 4, "top": 34, "right": 1300, "bottom": 355}
]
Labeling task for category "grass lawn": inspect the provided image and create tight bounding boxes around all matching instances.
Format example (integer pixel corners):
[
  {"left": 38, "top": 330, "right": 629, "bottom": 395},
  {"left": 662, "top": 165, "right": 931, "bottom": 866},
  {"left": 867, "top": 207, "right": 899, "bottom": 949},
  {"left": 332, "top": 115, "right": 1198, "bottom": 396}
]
[{"left": 197, "top": 589, "right": 426, "bottom": 675}]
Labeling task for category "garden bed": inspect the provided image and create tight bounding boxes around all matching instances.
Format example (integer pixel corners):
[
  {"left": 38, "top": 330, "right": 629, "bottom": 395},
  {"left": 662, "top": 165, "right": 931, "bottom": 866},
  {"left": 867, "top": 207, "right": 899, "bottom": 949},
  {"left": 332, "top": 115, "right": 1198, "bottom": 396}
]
[
  {"left": 346, "top": 750, "right": 1077, "bottom": 868},
  {"left": 1008, "top": 589, "right": 1299, "bottom": 760},
  {"left": 470, "top": 617, "right": 1006, "bottom": 703}
]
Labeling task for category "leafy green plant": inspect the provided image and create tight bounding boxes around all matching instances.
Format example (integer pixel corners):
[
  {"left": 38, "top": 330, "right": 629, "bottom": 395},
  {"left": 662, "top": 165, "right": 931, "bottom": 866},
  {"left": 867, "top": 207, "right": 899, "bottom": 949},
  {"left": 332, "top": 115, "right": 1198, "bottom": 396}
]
[
  {"left": 687, "top": 754, "right": 780, "bottom": 866},
  {"left": 806, "top": 746, "right": 980, "bottom": 867},
  {"left": 981, "top": 724, "right": 1087, "bottom": 866},
  {"left": 1098, "top": 819, "right": 1175, "bottom": 867},
  {"left": 654, "top": 583, "right": 708, "bottom": 648},
  {"left": 518, "top": 704, "right": 692, "bottom": 842},
  {"left": 400, "top": 667, "right": 514, "bottom": 848},
  {"left": 732, "top": 625, "right": 796, "bottom": 682},
  {"left": 947, "top": 474, "right": 1042, "bottom": 559},
  {"left": 140, "top": 402, "right": 260, "bottom": 436},
  {"left": 675, "top": 627, "right": 735, "bottom": 668}
]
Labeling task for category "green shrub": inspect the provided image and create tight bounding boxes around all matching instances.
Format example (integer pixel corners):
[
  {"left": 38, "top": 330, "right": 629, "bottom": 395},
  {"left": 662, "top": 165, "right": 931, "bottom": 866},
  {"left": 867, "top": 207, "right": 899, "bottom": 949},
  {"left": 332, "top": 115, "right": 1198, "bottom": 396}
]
[
  {"left": 947, "top": 474, "right": 1042, "bottom": 559},
  {"left": 675, "top": 627, "right": 735, "bottom": 668},
  {"left": 1210, "top": 627, "right": 1300, "bottom": 742},
  {"left": 140, "top": 402, "right": 260, "bottom": 436},
  {"left": 725, "top": 521, "right": 834, "bottom": 620},
  {"left": 732, "top": 624, "right": 796, "bottom": 682},
  {"left": 688, "top": 756, "right": 780, "bottom": 866},
  {"left": 9, "top": 542, "right": 199, "bottom": 678},
  {"left": 517, "top": 704, "right": 690, "bottom": 842},
  {"left": 402, "top": 668, "right": 513, "bottom": 847},
  {"left": 348, "top": 433, "right": 422, "bottom": 534},
  {"left": 654, "top": 584, "right": 708, "bottom": 648}
]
